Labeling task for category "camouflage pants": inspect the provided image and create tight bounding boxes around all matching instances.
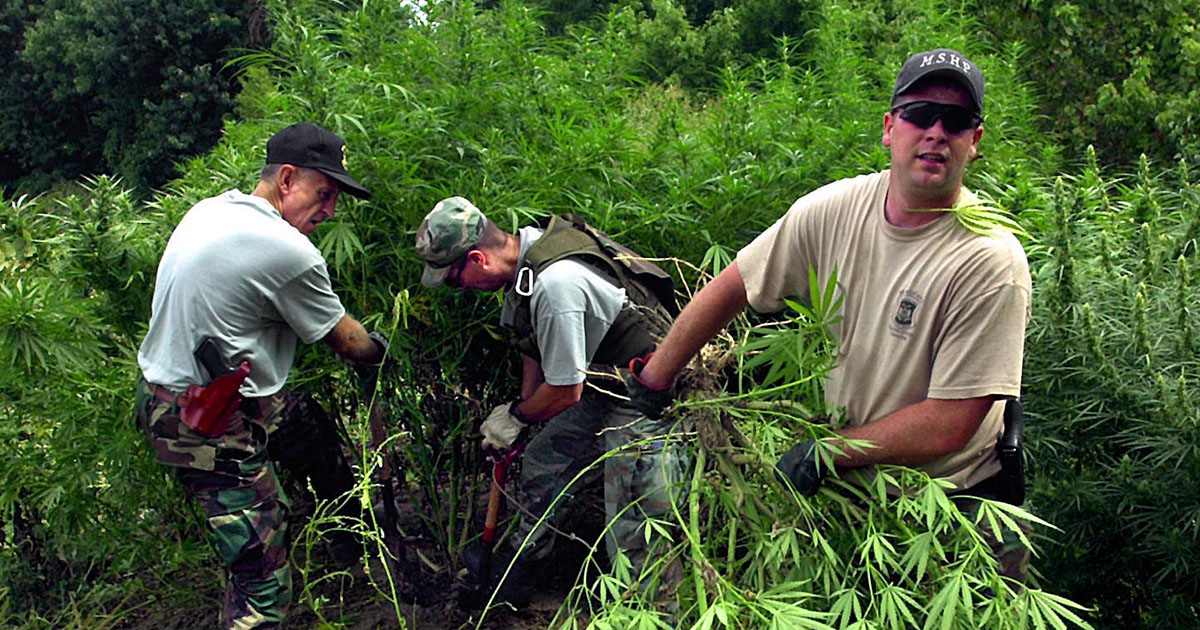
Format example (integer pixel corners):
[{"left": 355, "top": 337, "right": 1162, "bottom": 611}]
[
  {"left": 135, "top": 377, "right": 357, "bottom": 630},
  {"left": 511, "top": 388, "right": 685, "bottom": 579}
]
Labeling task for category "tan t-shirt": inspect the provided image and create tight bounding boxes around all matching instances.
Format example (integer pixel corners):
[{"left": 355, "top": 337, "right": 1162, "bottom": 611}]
[{"left": 737, "top": 170, "right": 1031, "bottom": 489}]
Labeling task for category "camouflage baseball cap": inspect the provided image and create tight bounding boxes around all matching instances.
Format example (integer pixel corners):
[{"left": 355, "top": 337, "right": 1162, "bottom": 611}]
[{"left": 416, "top": 196, "right": 486, "bottom": 287}]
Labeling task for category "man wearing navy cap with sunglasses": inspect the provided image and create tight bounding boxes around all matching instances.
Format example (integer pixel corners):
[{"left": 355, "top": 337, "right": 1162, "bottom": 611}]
[
  {"left": 136, "top": 122, "right": 388, "bottom": 628},
  {"left": 625, "top": 48, "right": 1033, "bottom": 583}
]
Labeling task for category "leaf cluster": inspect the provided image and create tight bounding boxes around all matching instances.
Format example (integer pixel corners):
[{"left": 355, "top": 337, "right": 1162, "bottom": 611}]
[
  {"left": 512, "top": 0, "right": 824, "bottom": 86},
  {"left": 0, "top": 0, "right": 260, "bottom": 192},
  {"left": 978, "top": 149, "right": 1200, "bottom": 627},
  {"left": 0, "top": 178, "right": 198, "bottom": 622},
  {"left": 969, "top": 0, "right": 1200, "bottom": 169}
]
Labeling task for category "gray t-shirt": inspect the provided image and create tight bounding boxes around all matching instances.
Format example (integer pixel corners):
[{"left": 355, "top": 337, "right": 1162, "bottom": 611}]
[
  {"left": 500, "top": 227, "right": 626, "bottom": 386},
  {"left": 138, "top": 189, "right": 346, "bottom": 396}
]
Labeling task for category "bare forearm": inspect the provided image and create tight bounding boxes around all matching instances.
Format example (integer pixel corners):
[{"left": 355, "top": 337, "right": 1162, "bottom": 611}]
[
  {"left": 639, "top": 261, "right": 749, "bottom": 389},
  {"left": 830, "top": 397, "right": 995, "bottom": 468},
  {"left": 322, "top": 314, "right": 383, "bottom": 363},
  {"left": 514, "top": 381, "right": 583, "bottom": 423},
  {"left": 520, "top": 356, "right": 545, "bottom": 401}
]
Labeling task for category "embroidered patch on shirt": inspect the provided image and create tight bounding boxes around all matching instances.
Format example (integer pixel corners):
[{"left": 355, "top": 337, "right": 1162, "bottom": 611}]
[{"left": 889, "top": 290, "right": 923, "bottom": 340}]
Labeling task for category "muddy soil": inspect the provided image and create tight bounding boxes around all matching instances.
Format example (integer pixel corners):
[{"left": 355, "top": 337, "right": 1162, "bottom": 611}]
[
  {"left": 116, "top": 479, "right": 603, "bottom": 630},
  {"left": 115, "top": 565, "right": 570, "bottom": 630},
  {"left": 114, "top": 533, "right": 581, "bottom": 630}
]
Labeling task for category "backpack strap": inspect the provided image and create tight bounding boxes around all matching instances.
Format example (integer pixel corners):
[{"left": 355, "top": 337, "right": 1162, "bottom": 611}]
[{"left": 504, "top": 215, "right": 674, "bottom": 366}]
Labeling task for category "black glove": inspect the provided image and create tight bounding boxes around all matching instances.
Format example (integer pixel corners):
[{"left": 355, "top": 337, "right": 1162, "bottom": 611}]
[
  {"left": 774, "top": 439, "right": 827, "bottom": 497},
  {"left": 354, "top": 331, "right": 390, "bottom": 395},
  {"left": 623, "top": 354, "right": 676, "bottom": 420},
  {"left": 369, "top": 331, "right": 390, "bottom": 357}
]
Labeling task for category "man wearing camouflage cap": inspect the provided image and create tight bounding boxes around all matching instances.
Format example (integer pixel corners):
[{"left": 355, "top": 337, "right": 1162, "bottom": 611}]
[
  {"left": 136, "top": 122, "right": 388, "bottom": 628},
  {"left": 416, "top": 197, "right": 683, "bottom": 607}
]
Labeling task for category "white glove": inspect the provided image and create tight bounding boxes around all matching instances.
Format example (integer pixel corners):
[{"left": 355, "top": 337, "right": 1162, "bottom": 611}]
[{"left": 481, "top": 403, "right": 526, "bottom": 450}]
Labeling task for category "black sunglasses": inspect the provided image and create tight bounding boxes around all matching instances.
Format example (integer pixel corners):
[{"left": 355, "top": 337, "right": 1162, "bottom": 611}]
[
  {"left": 443, "top": 253, "right": 471, "bottom": 288},
  {"left": 892, "top": 101, "right": 982, "bottom": 134}
]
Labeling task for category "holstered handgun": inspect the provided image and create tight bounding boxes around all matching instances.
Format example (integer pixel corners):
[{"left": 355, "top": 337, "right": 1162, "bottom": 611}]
[
  {"left": 181, "top": 337, "right": 250, "bottom": 438},
  {"left": 995, "top": 398, "right": 1026, "bottom": 505}
]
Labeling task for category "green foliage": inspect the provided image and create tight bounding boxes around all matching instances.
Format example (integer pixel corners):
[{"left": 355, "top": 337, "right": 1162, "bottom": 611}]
[
  {"left": 509, "top": 0, "right": 616, "bottom": 34},
  {"left": 521, "top": 0, "right": 823, "bottom": 87},
  {"left": 739, "top": 267, "right": 841, "bottom": 400},
  {"left": 0, "top": 178, "right": 200, "bottom": 622},
  {"left": 712, "top": 0, "right": 823, "bottom": 60},
  {"left": 946, "top": 196, "right": 1029, "bottom": 238},
  {"left": 610, "top": 0, "right": 710, "bottom": 86},
  {"left": 980, "top": 150, "right": 1200, "bottom": 627},
  {"left": 0, "top": 0, "right": 257, "bottom": 192},
  {"left": 6, "top": 0, "right": 1191, "bottom": 626},
  {"left": 970, "top": 0, "right": 1200, "bottom": 168}
]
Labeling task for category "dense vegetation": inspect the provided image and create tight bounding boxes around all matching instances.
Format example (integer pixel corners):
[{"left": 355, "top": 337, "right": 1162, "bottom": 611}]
[
  {"left": 1, "top": 0, "right": 1197, "bottom": 628},
  {"left": 973, "top": 0, "right": 1200, "bottom": 169},
  {"left": 0, "top": 0, "right": 263, "bottom": 192},
  {"left": 1016, "top": 152, "right": 1200, "bottom": 627}
]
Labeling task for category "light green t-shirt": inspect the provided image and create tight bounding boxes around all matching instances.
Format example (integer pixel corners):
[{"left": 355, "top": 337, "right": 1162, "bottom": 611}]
[
  {"left": 500, "top": 227, "right": 626, "bottom": 386},
  {"left": 138, "top": 190, "right": 345, "bottom": 396}
]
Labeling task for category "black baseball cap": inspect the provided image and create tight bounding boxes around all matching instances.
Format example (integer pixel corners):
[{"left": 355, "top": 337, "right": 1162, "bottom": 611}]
[
  {"left": 892, "top": 48, "right": 985, "bottom": 114},
  {"left": 265, "top": 122, "right": 372, "bottom": 199}
]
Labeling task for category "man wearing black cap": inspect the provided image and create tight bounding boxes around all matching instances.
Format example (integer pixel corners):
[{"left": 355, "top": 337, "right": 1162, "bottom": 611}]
[
  {"left": 626, "top": 48, "right": 1033, "bottom": 582},
  {"left": 135, "top": 122, "right": 385, "bottom": 628}
]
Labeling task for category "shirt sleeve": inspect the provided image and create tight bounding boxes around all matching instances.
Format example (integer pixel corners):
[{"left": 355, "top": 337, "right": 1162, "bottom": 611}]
[
  {"left": 531, "top": 271, "right": 592, "bottom": 386},
  {"left": 928, "top": 281, "right": 1029, "bottom": 399},
  {"left": 270, "top": 263, "right": 347, "bottom": 345},
  {"left": 737, "top": 197, "right": 817, "bottom": 313}
]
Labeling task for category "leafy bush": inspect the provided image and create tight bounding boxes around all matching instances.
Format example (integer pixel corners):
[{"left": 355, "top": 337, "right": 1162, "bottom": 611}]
[
  {"left": 970, "top": 0, "right": 1200, "bottom": 168},
  {"left": 0, "top": 0, "right": 258, "bottom": 193},
  {"left": 515, "top": 0, "right": 823, "bottom": 87},
  {"left": 981, "top": 150, "right": 1200, "bottom": 627},
  {"left": 0, "top": 179, "right": 205, "bottom": 622}
]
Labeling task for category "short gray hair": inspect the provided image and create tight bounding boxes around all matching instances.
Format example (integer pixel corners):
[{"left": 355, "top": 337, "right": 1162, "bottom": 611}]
[{"left": 260, "top": 163, "right": 324, "bottom": 184}]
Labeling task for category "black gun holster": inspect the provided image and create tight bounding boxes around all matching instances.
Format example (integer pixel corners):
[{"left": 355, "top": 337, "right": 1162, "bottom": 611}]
[{"left": 995, "top": 398, "right": 1026, "bottom": 505}]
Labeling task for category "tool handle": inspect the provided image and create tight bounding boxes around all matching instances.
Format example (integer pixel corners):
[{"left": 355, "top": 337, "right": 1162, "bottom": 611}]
[{"left": 482, "top": 471, "right": 502, "bottom": 544}]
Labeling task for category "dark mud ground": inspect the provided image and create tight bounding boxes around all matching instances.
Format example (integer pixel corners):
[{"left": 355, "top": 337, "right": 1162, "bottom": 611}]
[
  {"left": 113, "top": 483, "right": 603, "bottom": 630},
  {"left": 114, "top": 561, "right": 573, "bottom": 630}
]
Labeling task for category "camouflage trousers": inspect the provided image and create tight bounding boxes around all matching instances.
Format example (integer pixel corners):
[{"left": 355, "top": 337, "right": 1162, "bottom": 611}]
[
  {"left": 135, "top": 377, "right": 358, "bottom": 630},
  {"left": 511, "top": 388, "right": 685, "bottom": 580}
]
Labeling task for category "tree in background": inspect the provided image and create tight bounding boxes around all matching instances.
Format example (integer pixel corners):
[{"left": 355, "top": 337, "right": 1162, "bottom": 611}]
[
  {"left": 512, "top": 0, "right": 822, "bottom": 86},
  {"left": 971, "top": 0, "right": 1200, "bottom": 168},
  {"left": 0, "top": 0, "right": 264, "bottom": 193}
]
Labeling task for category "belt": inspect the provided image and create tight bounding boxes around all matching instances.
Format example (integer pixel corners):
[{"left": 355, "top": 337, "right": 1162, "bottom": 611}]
[
  {"left": 948, "top": 472, "right": 1004, "bottom": 500},
  {"left": 149, "top": 382, "right": 190, "bottom": 407},
  {"left": 147, "top": 382, "right": 262, "bottom": 417}
]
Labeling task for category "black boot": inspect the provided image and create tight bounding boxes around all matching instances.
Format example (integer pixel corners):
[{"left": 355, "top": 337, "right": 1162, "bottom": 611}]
[
  {"left": 459, "top": 548, "right": 537, "bottom": 610},
  {"left": 489, "top": 553, "right": 535, "bottom": 609}
]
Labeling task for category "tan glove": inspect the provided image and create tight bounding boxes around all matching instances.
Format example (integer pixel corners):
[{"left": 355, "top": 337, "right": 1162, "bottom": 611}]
[{"left": 481, "top": 403, "right": 527, "bottom": 450}]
